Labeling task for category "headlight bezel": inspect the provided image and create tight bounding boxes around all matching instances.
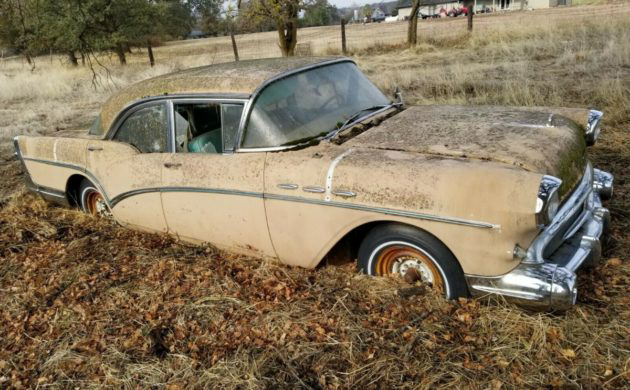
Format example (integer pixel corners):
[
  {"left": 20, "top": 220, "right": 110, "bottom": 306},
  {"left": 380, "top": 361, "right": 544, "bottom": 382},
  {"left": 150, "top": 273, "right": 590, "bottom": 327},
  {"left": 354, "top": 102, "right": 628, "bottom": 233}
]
[{"left": 536, "top": 175, "right": 562, "bottom": 227}]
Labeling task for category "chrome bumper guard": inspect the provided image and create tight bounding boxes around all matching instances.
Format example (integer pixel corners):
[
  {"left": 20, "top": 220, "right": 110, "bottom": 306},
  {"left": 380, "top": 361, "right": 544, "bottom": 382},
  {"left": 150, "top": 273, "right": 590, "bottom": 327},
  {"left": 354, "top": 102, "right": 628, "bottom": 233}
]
[{"left": 466, "top": 162, "right": 613, "bottom": 311}]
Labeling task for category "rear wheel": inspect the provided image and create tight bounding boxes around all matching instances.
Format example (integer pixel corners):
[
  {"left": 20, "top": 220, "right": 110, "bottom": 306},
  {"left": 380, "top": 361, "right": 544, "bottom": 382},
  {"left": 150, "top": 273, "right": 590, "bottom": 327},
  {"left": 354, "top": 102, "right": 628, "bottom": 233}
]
[
  {"left": 357, "top": 223, "right": 468, "bottom": 299},
  {"left": 79, "top": 179, "right": 110, "bottom": 217}
]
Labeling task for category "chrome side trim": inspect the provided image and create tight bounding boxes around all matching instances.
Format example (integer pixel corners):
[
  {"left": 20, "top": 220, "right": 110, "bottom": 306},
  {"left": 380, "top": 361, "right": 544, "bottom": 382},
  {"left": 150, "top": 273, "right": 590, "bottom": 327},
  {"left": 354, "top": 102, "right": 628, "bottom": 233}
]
[
  {"left": 325, "top": 149, "right": 353, "bottom": 201},
  {"left": 277, "top": 183, "right": 298, "bottom": 190},
  {"left": 264, "top": 193, "right": 499, "bottom": 229},
  {"left": 17, "top": 156, "right": 499, "bottom": 229},
  {"left": 110, "top": 186, "right": 262, "bottom": 207},
  {"left": 20, "top": 157, "right": 112, "bottom": 206},
  {"left": 332, "top": 189, "right": 357, "bottom": 198},
  {"left": 302, "top": 186, "right": 326, "bottom": 194}
]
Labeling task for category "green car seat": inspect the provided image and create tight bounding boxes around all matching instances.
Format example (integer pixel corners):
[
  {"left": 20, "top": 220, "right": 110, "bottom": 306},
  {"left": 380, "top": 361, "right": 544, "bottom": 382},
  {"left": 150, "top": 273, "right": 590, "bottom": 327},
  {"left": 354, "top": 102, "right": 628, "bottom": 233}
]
[{"left": 188, "top": 129, "right": 222, "bottom": 153}]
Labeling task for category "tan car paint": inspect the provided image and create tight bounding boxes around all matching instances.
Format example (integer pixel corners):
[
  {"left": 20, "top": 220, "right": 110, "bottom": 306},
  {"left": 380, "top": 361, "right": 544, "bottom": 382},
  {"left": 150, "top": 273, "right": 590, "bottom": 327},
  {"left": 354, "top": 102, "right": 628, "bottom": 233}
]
[
  {"left": 160, "top": 152, "right": 276, "bottom": 258},
  {"left": 13, "top": 58, "right": 595, "bottom": 279},
  {"left": 263, "top": 142, "right": 543, "bottom": 275},
  {"left": 86, "top": 140, "right": 168, "bottom": 233},
  {"left": 347, "top": 106, "right": 587, "bottom": 198}
]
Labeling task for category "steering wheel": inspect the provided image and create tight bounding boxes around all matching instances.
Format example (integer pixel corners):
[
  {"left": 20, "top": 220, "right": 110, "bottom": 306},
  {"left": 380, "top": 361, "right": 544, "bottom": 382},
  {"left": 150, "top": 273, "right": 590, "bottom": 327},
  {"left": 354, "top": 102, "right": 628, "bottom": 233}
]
[{"left": 318, "top": 94, "right": 340, "bottom": 111}]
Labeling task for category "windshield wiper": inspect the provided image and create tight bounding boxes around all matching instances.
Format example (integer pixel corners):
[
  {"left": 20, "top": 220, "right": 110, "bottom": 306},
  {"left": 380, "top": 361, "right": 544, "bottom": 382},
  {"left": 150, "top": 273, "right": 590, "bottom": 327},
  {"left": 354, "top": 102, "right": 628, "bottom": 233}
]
[{"left": 324, "top": 103, "right": 397, "bottom": 141}]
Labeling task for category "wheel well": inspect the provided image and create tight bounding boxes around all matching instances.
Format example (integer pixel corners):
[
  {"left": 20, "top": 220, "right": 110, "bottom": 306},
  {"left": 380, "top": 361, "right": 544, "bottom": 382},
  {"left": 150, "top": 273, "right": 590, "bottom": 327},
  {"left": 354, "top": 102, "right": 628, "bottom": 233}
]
[
  {"left": 66, "top": 174, "right": 86, "bottom": 207},
  {"left": 319, "top": 221, "right": 461, "bottom": 271}
]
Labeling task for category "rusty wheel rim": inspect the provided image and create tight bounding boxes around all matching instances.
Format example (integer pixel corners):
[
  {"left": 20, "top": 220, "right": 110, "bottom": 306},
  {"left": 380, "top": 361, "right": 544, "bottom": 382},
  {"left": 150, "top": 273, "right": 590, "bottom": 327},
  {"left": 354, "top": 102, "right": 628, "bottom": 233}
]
[
  {"left": 85, "top": 190, "right": 110, "bottom": 217},
  {"left": 373, "top": 244, "right": 445, "bottom": 292}
]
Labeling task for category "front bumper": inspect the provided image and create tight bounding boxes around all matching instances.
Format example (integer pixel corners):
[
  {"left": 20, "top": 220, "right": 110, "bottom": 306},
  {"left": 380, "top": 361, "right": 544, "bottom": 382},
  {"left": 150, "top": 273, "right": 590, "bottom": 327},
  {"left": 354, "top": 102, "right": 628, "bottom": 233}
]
[{"left": 466, "top": 163, "right": 613, "bottom": 311}]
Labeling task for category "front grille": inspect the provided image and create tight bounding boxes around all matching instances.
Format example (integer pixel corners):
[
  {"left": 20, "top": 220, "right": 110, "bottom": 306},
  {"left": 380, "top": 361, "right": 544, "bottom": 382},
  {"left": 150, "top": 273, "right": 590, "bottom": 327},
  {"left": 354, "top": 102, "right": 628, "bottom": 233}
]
[{"left": 529, "top": 163, "right": 594, "bottom": 263}]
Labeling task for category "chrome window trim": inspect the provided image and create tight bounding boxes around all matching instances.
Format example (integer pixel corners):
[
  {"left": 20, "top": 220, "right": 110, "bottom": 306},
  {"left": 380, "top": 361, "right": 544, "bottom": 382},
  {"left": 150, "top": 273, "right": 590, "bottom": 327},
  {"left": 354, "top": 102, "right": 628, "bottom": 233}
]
[
  {"left": 108, "top": 100, "right": 171, "bottom": 154},
  {"left": 106, "top": 94, "right": 250, "bottom": 139},
  {"left": 167, "top": 97, "right": 248, "bottom": 155},
  {"left": 234, "top": 57, "right": 356, "bottom": 152}
]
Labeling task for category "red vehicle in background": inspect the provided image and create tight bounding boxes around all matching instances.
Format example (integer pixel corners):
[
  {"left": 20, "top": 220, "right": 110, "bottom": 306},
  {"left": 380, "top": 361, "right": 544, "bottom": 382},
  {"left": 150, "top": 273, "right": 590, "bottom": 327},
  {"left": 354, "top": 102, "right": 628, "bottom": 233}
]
[{"left": 447, "top": 6, "right": 469, "bottom": 16}]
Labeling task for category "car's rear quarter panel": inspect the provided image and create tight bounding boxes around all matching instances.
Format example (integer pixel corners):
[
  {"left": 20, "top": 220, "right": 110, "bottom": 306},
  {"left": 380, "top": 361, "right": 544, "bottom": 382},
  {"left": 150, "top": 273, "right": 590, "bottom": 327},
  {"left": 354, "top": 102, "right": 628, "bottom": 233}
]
[{"left": 18, "top": 136, "right": 89, "bottom": 191}]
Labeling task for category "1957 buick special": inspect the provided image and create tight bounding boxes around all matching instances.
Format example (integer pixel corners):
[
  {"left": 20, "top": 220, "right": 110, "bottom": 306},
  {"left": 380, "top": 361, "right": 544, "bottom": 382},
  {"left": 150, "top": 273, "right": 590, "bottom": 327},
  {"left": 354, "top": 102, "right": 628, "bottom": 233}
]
[{"left": 14, "top": 57, "right": 613, "bottom": 310}]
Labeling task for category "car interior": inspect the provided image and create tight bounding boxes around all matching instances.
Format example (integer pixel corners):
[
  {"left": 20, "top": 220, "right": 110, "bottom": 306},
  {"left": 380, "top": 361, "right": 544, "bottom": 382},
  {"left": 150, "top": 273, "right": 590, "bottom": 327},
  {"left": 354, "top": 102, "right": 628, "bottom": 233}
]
[{"left": 174, "top": 103, "right": 223, "bottom": 153}]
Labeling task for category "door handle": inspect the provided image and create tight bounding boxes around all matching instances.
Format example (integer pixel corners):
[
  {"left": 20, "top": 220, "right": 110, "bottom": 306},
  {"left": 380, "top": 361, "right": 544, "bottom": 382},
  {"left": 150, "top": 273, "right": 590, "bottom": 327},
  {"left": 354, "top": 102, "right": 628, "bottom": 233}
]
[
  {"left": 164, "top": 162, "right": 182, "bottom": 168},
  {"left": 87, "top": 146, "right": 102, "bottom": 151}
]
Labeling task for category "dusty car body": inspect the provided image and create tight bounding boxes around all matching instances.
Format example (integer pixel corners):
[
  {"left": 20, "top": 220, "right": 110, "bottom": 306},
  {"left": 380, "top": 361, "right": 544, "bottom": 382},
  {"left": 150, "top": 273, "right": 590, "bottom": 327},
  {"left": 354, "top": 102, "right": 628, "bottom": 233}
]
[{"left": 14, "top": 57, "right": 613, "bottom": 310}]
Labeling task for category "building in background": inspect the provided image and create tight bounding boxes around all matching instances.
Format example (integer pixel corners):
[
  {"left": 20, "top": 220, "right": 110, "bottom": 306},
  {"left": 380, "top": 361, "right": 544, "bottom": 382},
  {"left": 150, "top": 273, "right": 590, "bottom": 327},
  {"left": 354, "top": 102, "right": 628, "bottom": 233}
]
[{"left": 397, "top": 0, "right": 572, "bottom": 19}]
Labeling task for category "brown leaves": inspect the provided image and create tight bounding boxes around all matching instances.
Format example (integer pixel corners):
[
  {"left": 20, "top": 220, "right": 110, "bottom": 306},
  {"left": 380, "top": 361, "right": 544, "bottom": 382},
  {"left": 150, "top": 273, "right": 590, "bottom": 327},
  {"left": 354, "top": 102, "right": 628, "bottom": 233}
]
[{"left": 1, "top": 194, "right": 630, "bottom": 388}]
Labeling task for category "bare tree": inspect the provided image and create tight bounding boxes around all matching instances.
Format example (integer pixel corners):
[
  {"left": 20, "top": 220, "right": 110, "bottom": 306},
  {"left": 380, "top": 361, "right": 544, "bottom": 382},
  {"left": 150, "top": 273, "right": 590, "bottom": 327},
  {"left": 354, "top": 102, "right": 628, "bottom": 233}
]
[
  {"left": 245, "top": 0, "right": 313, "bottom": 56},
  {"left": 407, "top": 0, "right": 421, "bottom": 46}
]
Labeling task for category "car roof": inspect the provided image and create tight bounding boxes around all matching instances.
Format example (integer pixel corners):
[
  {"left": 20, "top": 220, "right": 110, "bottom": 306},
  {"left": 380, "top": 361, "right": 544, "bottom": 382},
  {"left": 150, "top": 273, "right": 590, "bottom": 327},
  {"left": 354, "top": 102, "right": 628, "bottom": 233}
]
[{"left": 97, "top": 56, "right": 348, "bottom": 136}]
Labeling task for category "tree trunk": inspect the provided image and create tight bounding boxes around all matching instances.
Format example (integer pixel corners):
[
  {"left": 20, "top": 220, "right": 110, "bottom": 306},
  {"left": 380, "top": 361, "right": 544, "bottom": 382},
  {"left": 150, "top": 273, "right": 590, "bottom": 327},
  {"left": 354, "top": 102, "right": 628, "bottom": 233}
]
[
  {"left": 407, "top": 0, "right": 421, "bottom": 46},
  {"left": 25, "top": 53, "right": 32, "bottom": 65},
  {"left": 147, "top": 40, "right": 155, "bottom": 67},
  {"left": 115, "top": 44, "right": 127, "bottom": 65},
  {"left": 80, "top": 52, "right": 85, "bottom": 66},
  {"left": 467, "top": 1, "right": 474, "bottom": 32},
  {"left": 341, "top": 18, "right": 347, "bottom": 55},
  {"left": 68, "top": 51, "right": 78, "bottom": 66},
  {"left": 125, "top": 43, "right": 132, "bottom": 54},
  {"left": 277, "top": 6, "right": 299, "bottom": 57},
  {"left": 230, "top": 29, "right": 239, "bottom": 61}
]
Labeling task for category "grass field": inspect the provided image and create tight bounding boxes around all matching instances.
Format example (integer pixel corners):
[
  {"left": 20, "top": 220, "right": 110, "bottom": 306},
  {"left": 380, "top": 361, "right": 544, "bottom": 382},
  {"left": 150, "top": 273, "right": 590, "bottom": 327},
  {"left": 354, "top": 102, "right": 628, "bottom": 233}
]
[{"left": 1, "top": 3, "right": 630, "bottom": 388}]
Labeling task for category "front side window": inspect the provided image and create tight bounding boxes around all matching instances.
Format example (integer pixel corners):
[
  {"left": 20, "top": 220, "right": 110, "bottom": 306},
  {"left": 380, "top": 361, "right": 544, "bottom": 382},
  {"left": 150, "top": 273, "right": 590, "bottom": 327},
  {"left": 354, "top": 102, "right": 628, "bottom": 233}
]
[
  {"left": 174, "top": 102, "right": 243, "bottom": 154},
  {"left": 242, "top": 62, "right": 390, "bottom": 148},
  {"left": 114, "top": 104, "right": 168, "bottom": 153}
]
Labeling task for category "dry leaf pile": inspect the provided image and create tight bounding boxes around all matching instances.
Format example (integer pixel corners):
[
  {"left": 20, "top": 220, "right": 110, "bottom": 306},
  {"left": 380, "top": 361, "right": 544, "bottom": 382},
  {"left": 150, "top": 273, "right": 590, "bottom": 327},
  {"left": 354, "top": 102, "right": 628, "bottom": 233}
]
[{"left": 0, "top": 183, "right": 628, "bottom": 388}]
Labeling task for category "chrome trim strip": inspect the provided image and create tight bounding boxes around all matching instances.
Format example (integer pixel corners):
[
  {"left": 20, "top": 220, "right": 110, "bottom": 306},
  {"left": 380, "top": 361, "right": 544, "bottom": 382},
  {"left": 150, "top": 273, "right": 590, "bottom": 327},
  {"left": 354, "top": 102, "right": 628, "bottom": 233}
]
[
  {"left": 110, "top": 186, "right": 262, "bottom": 207},
  {"left": 325, "top": 149, "right": 353, "bottom": 201},
  {"left": 332, "top": 189, "right": 357, "bottom": 198},
  {"left": 168, "top": 100, "right": 176, "bottom": 153},
  {"left": 37, "top": 187, "right": 66, "bottom": 198},
  {"left": 234, "top": 57, "right": 355, "bottom": 152},
  {"left": 264, "top": 193, "right": 499, "bottom": 229},
  {"left": 277, "top": 183, "right": 298, "bottom": 190},
  {"left": 21, "top": 157, "right": 112, "bottom": 206},
  {"left": 18, "top": 156, "right": 499, "bottom": 229},
  {"left": 302, "top": 186, "right": 326, "bottom": 194},
  {"left": 105, "top": 94, "right": 250, "bottom": 138}
]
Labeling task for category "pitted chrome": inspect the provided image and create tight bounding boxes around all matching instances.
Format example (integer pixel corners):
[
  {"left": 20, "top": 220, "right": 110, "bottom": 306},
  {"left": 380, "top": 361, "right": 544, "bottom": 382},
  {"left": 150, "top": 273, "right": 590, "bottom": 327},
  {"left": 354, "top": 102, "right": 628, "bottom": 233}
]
[{"left": 466, "top": 162, "right": 613, "bottom": 311}]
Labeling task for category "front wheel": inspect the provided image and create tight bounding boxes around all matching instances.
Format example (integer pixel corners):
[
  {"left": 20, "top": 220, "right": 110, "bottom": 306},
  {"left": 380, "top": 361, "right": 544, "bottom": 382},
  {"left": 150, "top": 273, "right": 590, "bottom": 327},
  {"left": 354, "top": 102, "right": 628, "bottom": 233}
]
[
  {"left": 357, "top": 223, "right": 469, "bottom": 299},
  {"left": 79, "top": 179, "right": 111, "bottom": 217}
]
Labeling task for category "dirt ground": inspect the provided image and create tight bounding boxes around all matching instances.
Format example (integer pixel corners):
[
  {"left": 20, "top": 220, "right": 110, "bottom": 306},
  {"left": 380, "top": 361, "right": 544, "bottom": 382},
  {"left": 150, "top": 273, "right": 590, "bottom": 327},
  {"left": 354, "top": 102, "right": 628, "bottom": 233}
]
[{"left": 1, "top": 3, "right": 629, "bottom": 388}]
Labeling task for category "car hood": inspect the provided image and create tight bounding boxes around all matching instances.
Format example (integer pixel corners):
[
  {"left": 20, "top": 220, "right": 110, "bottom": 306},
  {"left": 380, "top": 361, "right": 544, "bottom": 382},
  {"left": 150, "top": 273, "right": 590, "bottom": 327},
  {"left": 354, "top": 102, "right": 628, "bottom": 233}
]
[{"left": 345, "top": 105, "right": 587, "bottom": 197}]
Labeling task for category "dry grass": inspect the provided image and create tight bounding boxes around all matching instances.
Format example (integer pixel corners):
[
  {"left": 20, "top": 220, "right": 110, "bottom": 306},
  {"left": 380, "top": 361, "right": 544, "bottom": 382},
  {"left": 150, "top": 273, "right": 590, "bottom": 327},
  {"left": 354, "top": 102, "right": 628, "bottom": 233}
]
[{"left": 1, "top": 3, "right": 630, "bottom": 388}]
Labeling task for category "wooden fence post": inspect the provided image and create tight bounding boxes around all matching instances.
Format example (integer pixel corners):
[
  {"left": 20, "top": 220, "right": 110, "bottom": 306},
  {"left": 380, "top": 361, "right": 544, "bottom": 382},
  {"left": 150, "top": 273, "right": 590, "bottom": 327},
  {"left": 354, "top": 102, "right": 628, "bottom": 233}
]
[
  {"left": 341, "top": 18, "right": 347, "bottom": 55},
  {"left": 147, "top": 40, "right": 155, "bottom": 67}
]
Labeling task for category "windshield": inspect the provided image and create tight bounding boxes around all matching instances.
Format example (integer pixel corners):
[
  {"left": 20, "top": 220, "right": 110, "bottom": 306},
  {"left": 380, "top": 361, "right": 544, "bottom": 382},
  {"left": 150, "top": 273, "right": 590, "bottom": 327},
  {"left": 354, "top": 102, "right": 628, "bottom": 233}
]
[{"left": 242, "top": 62, "right": 390, "bottom": 148}]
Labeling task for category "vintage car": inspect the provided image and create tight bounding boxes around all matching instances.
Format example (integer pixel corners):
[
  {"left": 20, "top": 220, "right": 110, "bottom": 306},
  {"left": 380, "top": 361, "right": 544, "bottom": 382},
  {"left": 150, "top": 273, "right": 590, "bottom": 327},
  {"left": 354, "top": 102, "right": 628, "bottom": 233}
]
[{"left": 14, "top": 57, "right": 613, "bottom": 310}]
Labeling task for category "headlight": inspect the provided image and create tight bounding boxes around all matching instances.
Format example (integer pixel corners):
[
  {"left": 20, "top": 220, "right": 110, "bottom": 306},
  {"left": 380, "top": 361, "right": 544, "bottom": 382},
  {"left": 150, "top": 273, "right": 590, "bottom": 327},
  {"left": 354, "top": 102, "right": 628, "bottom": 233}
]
[
  {"left": 536, "top": 175, "right": 562, "bottom": 227},
  {"left": 585, "top": 109, "right": 603, "bottom": 146}
]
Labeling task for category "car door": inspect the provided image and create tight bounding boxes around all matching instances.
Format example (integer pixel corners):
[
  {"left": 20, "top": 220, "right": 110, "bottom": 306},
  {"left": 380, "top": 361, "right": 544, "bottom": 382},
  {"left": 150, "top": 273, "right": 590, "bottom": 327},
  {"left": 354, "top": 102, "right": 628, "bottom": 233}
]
[
  {"left": 87, "top": 101, "right": 169, "bottom": 233},
  {"left": 160, "top": 100, "right": 276, "bottom": 258}
]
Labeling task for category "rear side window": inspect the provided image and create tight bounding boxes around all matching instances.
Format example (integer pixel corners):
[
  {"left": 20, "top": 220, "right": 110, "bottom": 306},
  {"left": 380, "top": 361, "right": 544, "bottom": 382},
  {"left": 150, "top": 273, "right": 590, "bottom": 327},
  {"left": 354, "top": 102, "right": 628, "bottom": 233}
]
[{"left": 114, "top": 104, "right": 168, "bottom": 153}]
